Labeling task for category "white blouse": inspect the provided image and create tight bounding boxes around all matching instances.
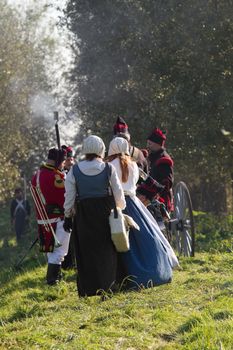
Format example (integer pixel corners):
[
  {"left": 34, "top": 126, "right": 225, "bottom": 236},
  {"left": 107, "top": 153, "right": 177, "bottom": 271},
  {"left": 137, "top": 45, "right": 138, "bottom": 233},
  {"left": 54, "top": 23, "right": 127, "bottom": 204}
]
[
  {"left": 64, "top": 158, "right": 126, "bottom": 217},
  {"left": 110, "top": 158, "right": 139, "bottom": 196}
]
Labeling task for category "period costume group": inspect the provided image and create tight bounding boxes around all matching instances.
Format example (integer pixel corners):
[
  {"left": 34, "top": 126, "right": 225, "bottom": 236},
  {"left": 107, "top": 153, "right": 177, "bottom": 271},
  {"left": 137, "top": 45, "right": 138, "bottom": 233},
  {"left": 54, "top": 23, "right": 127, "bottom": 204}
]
[{"left": 31, "top": 117, "right": 179, "bottom": 297}]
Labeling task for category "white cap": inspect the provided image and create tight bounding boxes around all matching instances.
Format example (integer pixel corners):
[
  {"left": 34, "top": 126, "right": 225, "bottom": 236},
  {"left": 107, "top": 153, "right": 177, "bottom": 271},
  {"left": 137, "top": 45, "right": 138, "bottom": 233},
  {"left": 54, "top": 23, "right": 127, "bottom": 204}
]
[
  {"left": 82, "top": 135, "right": 106, "bottom": 158},
  {"left": 108, "top": 137, "right": 130, "bottom": 156}
]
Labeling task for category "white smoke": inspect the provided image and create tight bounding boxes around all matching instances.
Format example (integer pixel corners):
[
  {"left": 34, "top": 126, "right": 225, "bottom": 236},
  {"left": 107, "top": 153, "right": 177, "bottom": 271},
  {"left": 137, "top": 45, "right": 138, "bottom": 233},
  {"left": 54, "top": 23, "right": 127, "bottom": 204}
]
[
  {"left": 29, "top": 92, "right": 56, "bottom": 124},
  {"left": 29, "top": 92, "right": 80, "bottom": 145},
  {"left": 59, "top": 118, "right": 80, "bottom": 146},
  {"left": 7, "top": 0, "right": 78, "bottom": 145}
]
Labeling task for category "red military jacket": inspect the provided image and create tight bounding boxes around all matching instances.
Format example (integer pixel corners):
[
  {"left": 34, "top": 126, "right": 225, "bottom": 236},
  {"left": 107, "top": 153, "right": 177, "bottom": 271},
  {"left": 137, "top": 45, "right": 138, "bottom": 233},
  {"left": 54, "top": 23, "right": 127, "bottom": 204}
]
[
  {"left": 148, "top": 148, "right": 174, "bottom": 212},
  {"left": 31, "top": 163, "right": 65, "bottom": 220}
]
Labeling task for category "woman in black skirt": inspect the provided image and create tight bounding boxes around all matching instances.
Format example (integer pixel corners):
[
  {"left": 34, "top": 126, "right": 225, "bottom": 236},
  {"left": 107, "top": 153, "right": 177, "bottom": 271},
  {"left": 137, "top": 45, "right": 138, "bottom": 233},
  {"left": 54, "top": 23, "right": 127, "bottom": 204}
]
[{"left": 64, "top": 135, "right": 125, "bottom": 297}]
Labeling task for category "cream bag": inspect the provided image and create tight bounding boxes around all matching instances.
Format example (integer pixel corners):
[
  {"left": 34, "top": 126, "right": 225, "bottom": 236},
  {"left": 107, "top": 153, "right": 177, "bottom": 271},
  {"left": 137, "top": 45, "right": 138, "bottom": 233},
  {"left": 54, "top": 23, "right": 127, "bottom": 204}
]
[
  {"left": 106, "top": 162, "right": 139, "bottom": 252},
  {"left": 109, "top": 207, "right": 139, "bottom": 252}
]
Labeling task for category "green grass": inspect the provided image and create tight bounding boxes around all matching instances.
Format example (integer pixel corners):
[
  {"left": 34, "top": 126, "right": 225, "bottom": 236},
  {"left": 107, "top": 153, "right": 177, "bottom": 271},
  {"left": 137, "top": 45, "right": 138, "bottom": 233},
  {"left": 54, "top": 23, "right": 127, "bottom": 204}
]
[{"left": 0, "top": 203, "right": 233, "bottom": 349}]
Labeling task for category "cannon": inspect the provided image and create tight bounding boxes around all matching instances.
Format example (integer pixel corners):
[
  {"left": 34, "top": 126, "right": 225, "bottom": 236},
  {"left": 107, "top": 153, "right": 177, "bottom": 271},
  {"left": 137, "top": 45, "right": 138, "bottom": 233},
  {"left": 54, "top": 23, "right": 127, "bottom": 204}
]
[{"left": 169, "top": 181, "right": 195, "bottom": 257}]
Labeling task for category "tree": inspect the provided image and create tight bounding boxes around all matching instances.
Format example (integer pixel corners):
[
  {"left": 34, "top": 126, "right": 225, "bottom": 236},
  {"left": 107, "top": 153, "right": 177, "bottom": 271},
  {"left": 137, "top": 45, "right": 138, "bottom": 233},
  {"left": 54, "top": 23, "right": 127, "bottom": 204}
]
[
  {"left": 66, "top": 0, "right": 233, "bottom": 212},
  {"left": 0, "top": 0, "right": 55, "bottom": 202}
]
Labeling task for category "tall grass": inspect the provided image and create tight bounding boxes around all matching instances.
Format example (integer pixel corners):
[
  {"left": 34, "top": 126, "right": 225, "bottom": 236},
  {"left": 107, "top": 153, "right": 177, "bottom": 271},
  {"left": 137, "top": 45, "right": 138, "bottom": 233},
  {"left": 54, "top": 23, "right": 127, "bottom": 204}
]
[
  {"left": 194, "top": 212, "right": 233, "bottom": 252},
  {"left": 0, "top": 204, "right": 232, "bottom": 349}
]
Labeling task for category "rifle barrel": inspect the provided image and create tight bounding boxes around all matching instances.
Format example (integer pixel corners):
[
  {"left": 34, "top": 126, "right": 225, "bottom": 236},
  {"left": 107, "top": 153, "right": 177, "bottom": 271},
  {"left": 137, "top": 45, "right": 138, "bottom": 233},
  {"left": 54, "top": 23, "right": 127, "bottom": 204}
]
[{"left": 55, "top": 122, "right": 61, "bottom": 149}]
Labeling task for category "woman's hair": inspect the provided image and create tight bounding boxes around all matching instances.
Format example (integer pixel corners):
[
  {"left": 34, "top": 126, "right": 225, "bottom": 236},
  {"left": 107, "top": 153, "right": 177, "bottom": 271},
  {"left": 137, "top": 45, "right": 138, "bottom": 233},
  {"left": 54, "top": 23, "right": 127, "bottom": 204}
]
[
  {"left": 85, "top": 153, "right": 99, "bottom": 161},
  {"left": 106, "top": 154, "right": 131, "bottom": 183}
]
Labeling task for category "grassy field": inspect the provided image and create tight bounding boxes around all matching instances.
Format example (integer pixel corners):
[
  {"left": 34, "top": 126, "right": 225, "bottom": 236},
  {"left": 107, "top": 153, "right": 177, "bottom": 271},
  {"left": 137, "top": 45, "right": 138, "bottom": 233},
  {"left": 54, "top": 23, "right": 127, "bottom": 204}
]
[{"left": 0, "top": 203, "right": 232, "bottom": 350}]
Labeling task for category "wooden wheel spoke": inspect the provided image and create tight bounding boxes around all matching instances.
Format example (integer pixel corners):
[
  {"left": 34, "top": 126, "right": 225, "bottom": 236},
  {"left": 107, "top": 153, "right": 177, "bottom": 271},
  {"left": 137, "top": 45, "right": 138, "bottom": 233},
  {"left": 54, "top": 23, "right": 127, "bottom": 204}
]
[{"left": 173, "top": 182, "right": 195, "bottom": 257}]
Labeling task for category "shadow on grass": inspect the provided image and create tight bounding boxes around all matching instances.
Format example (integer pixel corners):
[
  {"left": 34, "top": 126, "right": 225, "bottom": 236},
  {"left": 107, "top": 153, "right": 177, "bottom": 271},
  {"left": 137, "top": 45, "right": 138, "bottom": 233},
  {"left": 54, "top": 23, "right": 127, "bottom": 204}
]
[
  {"left": 212, "top": 310, "right": 233, "bottom": 320},
  {"left": 6, "top": 304, "right": 44, "bottom": 323},
  {"left": 177, "top": 315, "right": 202, "bottom": 334},
  {"left": 160, "top": 333, "right": 177, "bottom": 342},
  {"left": 0, "top": 228, "right": 47, "bottom": 300},
  {"left": 0, "top": 270, "right": 46, "bottom": 298},
  {"left": 1, "top": 264, "right": 77, "bottom": 301},
  {"left": 0, "top": 227, "right": 41, "bottom": 265}
]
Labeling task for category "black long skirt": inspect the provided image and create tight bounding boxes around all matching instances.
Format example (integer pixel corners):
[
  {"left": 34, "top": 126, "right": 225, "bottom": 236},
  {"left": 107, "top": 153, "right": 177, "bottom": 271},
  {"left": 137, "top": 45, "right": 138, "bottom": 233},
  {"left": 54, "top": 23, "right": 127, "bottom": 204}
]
[{"left": 73, "top": 196, "right": 117, "bottom": 297}]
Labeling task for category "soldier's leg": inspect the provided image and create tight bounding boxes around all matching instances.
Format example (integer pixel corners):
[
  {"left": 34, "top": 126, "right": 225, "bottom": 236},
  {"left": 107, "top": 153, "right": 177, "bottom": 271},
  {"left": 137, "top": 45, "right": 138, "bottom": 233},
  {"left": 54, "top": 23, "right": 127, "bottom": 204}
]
[{"left": 46, "top": 220, "right": 71, "bottom": 285}]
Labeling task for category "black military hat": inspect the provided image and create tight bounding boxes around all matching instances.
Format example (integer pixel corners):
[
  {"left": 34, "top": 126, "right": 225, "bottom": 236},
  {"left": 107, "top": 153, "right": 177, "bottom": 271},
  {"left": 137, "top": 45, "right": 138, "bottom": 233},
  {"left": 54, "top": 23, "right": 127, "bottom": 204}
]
[
  {"left": 61, "top": 145, "right": 74, "bottom": 158},
  {"left": 48, "top": 148, "right": 66, "bottom": 167},
  {"left": 113, "top": 116, "right": 130, "bottom": 141},
  {"left": 147, "top": 128, "right": 166, "bottom": 145},
  {"left": 14, "top": 187, "right": 23, "bottom": 194}
]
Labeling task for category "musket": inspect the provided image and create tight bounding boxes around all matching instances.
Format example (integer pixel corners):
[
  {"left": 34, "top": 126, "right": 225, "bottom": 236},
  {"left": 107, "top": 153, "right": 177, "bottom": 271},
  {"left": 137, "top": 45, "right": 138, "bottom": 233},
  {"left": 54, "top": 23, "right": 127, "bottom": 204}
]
[
  {"left": 54, "top": 111, "right": 61, "bottom": 149},
  {"left": 14, "top": 237, "right": 38, "bottom": 270}
]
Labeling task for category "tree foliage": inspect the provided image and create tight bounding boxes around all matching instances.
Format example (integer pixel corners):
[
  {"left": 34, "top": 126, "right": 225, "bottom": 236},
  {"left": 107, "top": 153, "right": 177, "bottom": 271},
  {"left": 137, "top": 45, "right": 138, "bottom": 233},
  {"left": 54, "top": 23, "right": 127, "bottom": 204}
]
[
  {"left": 66, "top": 0, "right": 233, "bottom": 211},
  {"left": 0, "top": 0, "right": 54, "bottom": 202}
]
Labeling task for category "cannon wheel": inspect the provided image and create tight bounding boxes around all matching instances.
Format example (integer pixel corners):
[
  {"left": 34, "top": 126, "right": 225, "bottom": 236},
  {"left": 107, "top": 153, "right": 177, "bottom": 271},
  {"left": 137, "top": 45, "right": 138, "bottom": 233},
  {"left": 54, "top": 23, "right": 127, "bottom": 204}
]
[{"left": 173, "top": 181, "right": 195, "bottom": 257}]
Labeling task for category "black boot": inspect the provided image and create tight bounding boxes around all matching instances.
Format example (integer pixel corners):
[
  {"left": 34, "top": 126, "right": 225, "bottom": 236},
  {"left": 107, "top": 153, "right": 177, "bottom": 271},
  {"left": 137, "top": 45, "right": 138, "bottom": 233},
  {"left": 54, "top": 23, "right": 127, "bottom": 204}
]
[{"left": 46, "top": 264, "right": 62, "bottom": 285}]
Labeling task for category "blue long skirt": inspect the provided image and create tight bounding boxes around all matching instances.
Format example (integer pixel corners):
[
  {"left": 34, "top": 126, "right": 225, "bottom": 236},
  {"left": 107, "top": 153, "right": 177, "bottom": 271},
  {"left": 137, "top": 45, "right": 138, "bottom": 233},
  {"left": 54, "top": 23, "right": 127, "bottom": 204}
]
[{"left": 119, "top": 196, "right": 173, "bottom": 288}]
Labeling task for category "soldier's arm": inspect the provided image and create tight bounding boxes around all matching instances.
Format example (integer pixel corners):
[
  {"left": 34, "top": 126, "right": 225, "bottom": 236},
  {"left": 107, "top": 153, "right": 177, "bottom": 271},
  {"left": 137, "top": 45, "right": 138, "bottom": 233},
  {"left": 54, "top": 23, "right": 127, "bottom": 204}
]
[{"left": 156, "top": 163, "right": 174, "bottom": 191}]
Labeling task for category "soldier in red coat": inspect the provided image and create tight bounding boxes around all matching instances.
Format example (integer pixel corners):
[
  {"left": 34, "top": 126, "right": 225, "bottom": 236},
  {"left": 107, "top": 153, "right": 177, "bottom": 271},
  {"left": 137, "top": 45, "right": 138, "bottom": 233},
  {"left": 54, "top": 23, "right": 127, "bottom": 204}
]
[
  {"left": 31, "top": 148, "right": 71, "bottom": 285},
  {"left": 61, "top": 145, "right": 75, "bottom": 173},
  {"left": 147, "top": 128, "right": 174, "bottom": 213}
]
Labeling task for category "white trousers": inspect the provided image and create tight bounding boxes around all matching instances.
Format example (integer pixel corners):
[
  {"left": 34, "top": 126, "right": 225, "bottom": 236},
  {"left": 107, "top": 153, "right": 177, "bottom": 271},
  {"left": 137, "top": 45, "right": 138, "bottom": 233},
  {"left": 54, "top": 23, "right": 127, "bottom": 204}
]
[{"left": 47, "top": 220, "right": 71, "bottom": 265}]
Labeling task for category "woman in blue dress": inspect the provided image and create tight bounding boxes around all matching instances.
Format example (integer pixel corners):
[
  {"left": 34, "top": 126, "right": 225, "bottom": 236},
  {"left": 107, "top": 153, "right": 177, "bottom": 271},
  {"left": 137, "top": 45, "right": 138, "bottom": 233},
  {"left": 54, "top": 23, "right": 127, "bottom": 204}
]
[{"left": 107, "top": 137, "right": 179, "bottom": 289}]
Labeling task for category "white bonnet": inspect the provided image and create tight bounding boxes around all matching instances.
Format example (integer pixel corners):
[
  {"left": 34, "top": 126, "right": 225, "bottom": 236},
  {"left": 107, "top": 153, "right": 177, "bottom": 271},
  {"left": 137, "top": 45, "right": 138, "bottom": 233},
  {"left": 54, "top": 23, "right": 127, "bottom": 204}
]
[
  {"left": 108, "top": 137, "right": 130, "bottom": 156},
  {"left": 82, "top": 135, "right": 106, "bottom": 158}
]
